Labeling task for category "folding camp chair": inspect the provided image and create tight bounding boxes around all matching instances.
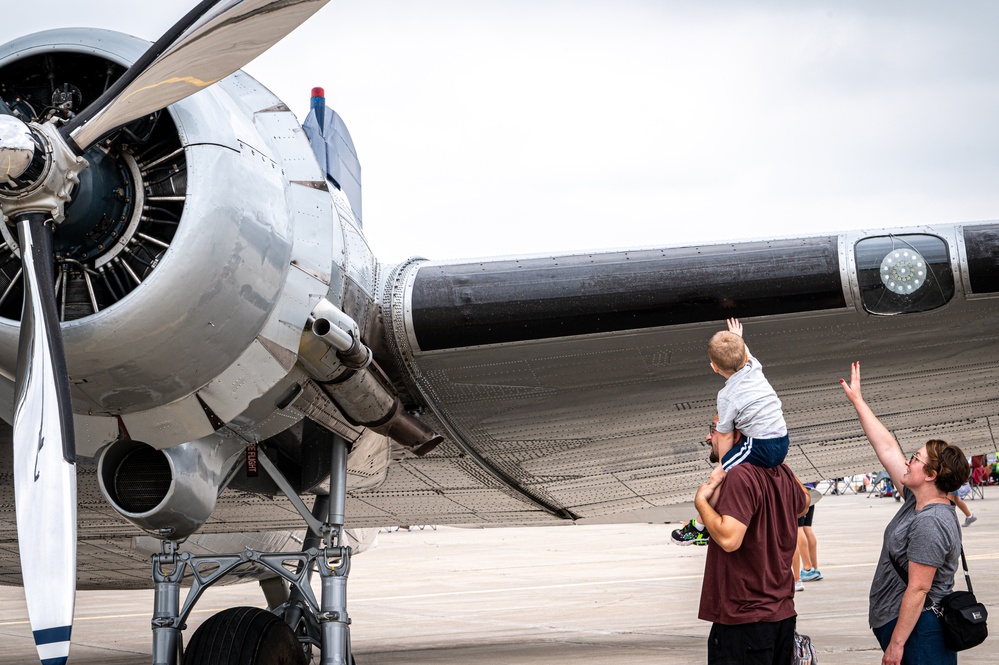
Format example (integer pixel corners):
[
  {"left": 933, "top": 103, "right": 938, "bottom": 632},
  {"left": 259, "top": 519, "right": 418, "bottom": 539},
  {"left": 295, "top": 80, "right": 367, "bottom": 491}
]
[{"left": 868, "top": 470, "right": 896, "bottom": 498}]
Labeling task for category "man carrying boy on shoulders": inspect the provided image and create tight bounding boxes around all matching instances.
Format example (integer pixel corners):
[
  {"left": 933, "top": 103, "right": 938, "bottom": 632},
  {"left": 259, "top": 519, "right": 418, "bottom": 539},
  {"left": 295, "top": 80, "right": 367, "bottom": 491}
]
[{"left": 695, "top": 423, "right": 809, "bottom": 664}]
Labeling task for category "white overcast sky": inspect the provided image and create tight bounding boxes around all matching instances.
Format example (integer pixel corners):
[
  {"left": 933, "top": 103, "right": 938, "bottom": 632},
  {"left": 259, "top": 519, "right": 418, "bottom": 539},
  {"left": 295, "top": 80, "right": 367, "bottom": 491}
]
[{"left": 3, "top": 1, "right": 999, "bottom": 263}]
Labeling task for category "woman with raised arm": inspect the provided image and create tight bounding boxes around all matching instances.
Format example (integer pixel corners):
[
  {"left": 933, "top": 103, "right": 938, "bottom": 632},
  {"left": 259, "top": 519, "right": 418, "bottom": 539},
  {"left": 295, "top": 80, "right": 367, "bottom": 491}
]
[{"left": 840, "top": 361, "right": 970, "bottom": 665}]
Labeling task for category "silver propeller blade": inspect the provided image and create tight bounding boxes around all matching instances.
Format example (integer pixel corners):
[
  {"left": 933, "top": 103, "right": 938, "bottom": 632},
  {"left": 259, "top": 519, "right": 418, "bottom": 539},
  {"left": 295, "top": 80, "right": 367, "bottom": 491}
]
[
  {"left": 12, "top": 213, "right": 77, "bottom": 665},
  {"left": 64, "top": 0, "right": 329, "bottom": 152}
]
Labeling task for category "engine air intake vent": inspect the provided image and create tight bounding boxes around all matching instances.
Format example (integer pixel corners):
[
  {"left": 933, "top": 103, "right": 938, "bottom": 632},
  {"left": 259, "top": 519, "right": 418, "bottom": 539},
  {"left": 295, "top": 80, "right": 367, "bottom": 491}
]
[{"left": 111, "top": 444, "right": 172, "bottom": 514}]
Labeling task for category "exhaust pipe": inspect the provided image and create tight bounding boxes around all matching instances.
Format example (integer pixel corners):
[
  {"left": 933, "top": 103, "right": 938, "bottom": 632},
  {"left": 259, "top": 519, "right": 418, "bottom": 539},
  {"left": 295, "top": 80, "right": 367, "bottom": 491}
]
[
  {"left": 303, "top": 299, "right": 442, "bottom": 455},
  {"left": 311, "top": 305, "right": 371, "bottom": 370}
]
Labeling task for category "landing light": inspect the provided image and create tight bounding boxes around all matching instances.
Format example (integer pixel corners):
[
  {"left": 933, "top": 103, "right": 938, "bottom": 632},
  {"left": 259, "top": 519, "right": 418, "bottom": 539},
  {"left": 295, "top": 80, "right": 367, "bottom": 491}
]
[{"left": 880, "top": 248, "right": 926, "bottom": 295}]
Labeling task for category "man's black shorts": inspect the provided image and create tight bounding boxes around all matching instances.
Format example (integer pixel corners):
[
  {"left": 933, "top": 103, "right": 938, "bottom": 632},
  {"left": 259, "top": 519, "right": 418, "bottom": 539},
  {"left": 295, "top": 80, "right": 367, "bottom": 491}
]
[
  {"left": 708, "top": 616, "right": 795, "bottom": 665},
  {"left": 797, "top": 505, "right": 815, "bottom": 528}
]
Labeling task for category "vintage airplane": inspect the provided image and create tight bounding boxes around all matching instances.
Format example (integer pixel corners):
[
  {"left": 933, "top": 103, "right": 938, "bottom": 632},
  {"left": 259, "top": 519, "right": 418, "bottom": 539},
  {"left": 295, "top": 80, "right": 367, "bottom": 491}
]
[{"left": 1, "top": 1, "right": 998, "bottom": 664}]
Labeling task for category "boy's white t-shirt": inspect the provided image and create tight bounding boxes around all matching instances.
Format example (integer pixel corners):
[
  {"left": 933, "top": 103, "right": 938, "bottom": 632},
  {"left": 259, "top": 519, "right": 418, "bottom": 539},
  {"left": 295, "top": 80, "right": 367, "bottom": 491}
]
[{"left": 715, "top": 351, "right": 787, "bottom": 439}]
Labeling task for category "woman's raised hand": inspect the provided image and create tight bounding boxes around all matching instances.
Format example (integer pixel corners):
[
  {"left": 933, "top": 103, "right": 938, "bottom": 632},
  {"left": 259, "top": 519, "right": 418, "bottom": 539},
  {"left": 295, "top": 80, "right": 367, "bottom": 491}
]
[{"left": 840, "top": 361, "right": 862, "bottom": 404}]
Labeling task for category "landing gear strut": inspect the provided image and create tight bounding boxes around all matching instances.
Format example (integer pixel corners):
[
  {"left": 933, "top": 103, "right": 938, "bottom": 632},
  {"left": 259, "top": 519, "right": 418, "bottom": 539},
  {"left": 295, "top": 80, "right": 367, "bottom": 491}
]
[{"left": 148, "top": 435, "right": 355, "bottom": 664}]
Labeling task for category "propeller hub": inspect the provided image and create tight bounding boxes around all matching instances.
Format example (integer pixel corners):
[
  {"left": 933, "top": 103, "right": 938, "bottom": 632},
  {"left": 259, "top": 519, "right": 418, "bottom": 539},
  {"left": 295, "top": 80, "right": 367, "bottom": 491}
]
[
  {"left": 0, "top": 115, "right": 39, "bottom": 184},
  {"left": 0, "top": 120, "right": 87, "bottom": 224}
]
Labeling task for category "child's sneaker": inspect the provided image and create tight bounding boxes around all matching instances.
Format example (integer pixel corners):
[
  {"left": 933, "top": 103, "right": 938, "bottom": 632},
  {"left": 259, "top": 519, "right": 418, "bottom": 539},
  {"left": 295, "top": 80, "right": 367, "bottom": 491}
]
[
  {"left": 800, "top": 568, "right": 823, "bottom": 582},
  {"left": 794, "top": 580, "right": 805, "bottom": 592},
  {"left": 671, "top": 520, "right": 709, "bottom": 546},
  {"left": 963, "top": 514, "right": 978, "bottom": 527}
]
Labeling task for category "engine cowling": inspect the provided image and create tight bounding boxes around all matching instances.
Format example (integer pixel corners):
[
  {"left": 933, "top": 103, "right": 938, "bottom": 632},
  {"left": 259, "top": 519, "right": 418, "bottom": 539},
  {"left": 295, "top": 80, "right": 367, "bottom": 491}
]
[{"left": 0, "top": 28, "right": 344, "bottom": 454}]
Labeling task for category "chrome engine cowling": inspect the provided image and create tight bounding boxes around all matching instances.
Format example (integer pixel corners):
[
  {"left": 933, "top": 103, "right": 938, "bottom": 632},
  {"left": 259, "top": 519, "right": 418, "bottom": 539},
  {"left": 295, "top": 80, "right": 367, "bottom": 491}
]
[{"left": 0, "top": 29, "right": 347, "bottom": 454}]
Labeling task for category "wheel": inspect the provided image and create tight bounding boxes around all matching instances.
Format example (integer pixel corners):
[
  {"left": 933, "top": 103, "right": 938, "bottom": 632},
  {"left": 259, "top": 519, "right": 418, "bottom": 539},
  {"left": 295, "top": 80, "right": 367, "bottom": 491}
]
[{"left": 184, "top": 606, "right": 307, "bottom": 665}]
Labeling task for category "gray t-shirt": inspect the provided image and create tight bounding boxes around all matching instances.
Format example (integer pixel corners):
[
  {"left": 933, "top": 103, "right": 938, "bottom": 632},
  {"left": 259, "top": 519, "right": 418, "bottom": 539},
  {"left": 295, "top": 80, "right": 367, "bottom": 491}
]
[
  {"left": 715, "top": 351, "right": 787, "bottom": 438},
  {"left": 868, "top": 489, "right": 962, "bottom": 629}
]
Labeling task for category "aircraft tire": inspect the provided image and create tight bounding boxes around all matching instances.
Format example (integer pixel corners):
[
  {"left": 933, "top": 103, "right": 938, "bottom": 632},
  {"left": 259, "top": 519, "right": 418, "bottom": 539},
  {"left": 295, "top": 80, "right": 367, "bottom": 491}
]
[{"left": 184, "top": 606, "right": 307, "bottom": 665}]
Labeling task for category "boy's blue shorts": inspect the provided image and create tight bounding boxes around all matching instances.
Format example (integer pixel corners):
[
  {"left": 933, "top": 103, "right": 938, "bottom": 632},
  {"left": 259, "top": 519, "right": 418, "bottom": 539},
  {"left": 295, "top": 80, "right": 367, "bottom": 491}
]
[{"left": 721, "top": 433, "right": 789, "bottom": 470}]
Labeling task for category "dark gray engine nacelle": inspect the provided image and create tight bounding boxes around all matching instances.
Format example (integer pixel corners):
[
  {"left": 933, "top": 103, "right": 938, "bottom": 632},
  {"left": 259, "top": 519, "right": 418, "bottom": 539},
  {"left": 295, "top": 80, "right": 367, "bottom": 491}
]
[{"left": 97, "top": 437, "right": 245, "bottom": 539}]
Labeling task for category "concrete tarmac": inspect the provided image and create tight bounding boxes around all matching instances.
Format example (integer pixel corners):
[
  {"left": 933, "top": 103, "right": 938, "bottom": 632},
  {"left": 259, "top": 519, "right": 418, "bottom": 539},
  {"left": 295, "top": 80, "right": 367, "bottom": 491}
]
[{"left": 2, "top": 490, "right": 997, "bottom": 664}]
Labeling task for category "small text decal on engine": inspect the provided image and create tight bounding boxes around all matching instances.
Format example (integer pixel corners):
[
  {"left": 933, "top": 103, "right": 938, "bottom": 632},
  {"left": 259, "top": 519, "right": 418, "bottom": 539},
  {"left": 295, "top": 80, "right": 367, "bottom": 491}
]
[{"left": 246, "top": 444, "right": 258, "bottom": 477}]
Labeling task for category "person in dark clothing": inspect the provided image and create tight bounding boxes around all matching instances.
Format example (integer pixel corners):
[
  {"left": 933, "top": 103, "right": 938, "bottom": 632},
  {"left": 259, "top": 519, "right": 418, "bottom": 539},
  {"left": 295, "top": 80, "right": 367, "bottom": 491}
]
[{"left": 695, "top": 425, "right": 809, "bottom": 664}]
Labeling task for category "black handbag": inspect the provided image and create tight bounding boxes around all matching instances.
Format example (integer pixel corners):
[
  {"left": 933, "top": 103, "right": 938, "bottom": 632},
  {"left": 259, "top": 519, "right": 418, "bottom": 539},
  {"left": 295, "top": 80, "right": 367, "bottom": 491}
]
[{"left": 889, "top": 546, "right": 988, "bottom": 651}]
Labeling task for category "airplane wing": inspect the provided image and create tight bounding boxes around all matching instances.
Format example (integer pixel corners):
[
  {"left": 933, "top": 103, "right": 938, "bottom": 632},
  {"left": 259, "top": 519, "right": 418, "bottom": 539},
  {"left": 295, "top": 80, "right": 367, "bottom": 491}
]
[{"left": 366, "top": 227, "right": 999, "bottom": 523}]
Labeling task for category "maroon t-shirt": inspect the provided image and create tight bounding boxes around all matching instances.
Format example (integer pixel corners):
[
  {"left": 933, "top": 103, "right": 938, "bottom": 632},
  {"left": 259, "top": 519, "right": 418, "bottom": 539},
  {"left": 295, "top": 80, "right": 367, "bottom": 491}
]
[{"left": 698, "top": 463, "right": 806, "bottom": 625}]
